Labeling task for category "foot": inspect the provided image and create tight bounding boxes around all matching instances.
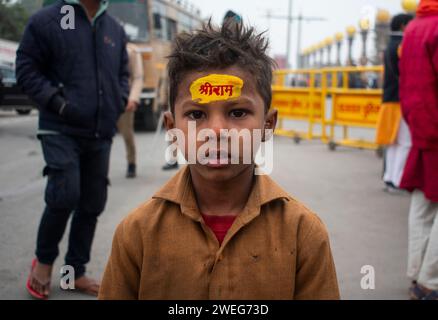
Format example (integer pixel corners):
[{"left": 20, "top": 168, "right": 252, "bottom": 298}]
[
  {"left": 409, "top": 281, "right": 430, "bottom": 300},
  {"left": 74, "top": 275, "right": 100, "bottom": 297},
  {"left": 126, "top": 163, "right": 136, "bottom": 178},
  {"left": 383, "top": 183, "right": 408, "bottom": 195},
  {"left": 162, "top": 162, "right": 179, "bottom": 171},
  {"left": 28, "top": 259, "right": 53, "bottom": 299},
  {"left": 423, "top": 290, "right": 438, "bottom": 300}
]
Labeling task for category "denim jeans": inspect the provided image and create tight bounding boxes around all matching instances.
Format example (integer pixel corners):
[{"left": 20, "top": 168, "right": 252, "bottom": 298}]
[{"left": 36, "top": 134, "right": 112, "bottom": 278}]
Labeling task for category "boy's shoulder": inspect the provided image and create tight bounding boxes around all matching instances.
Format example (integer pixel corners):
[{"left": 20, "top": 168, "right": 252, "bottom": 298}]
[
  {"left": 262, "top": 176, "right": 328, "bottom": 239},
  {"left": 115, "top": 167, "right": 190, "bottom": 236},
  {"left": 284, "top": 197, "right": 329, "bottom": 242},
  {"left": 259, "top": 176, "right": 328, "bottom": 240},
  {"left": 254, "top": 172, "right": 321, "bottom": 220},
  {"left": 116, "top": 196, "right": 171, "bottom": 234}
]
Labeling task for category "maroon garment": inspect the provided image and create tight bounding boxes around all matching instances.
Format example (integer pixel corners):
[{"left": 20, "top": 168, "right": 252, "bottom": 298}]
[
  {"left": 399, "top": 13, "right": 438, "bottom": 202},
  {"left": 401, "top": 149, "right": 438, "bottom": 201}
]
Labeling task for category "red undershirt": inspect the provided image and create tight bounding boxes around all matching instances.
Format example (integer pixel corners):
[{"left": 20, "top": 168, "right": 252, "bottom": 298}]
[{"left": 201, "top": 213, "right": 237, "bottom": 245}]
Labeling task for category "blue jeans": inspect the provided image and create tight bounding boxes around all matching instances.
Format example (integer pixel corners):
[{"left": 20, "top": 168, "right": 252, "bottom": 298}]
[{"left": 36, "top": 134, "right": 112, "bottom": 278}]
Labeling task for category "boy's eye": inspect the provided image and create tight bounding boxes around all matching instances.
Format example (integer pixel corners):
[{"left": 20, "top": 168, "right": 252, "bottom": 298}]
[
  {"left": 230, "top": 109, "right": 247, "bottom": 118},
  {"left": 187, "top": 110, "right": 205, "bottom": 120}
]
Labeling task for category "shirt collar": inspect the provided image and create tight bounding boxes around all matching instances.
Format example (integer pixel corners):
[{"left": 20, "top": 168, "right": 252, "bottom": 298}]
[
  {"left": 153, "top": 166, "right": 291, "bottom": 222},
  {"left": 63, "top": 0, "right": 108, "bottom": 25}
]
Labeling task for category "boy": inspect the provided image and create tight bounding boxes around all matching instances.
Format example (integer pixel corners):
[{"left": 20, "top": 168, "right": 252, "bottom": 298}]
[{"left": 99, "top": 21, "right": 340, "bottom": 300}]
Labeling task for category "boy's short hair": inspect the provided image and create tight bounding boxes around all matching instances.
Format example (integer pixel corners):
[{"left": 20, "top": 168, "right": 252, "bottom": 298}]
[{"left": 167, "top": 20, "right": 276, "bottom": 113}]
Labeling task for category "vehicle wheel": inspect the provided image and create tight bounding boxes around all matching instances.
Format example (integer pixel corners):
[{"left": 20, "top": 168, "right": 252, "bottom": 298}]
[
  {"left": 293, "top": 135, "right": 301, "bottom": 144},
  {"left": 15, "top": 108, "right": 31, "bottom": 115},
  {"left": 134, "top": 99, "right": 158, "bottom": 132},
  {"left": 328, "top": 141, "right": 337, "bottom": 151},
  {"left": 376, "top": 146, "right": 384, "bottom": 158}
]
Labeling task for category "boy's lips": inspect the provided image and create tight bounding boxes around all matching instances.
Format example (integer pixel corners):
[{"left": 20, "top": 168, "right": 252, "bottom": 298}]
[
  {"left": 204, "top": 150, "right": 232, "bottom": 168},
  {"left": 205, "top": 159, "right": 229, "bottom": 168}
]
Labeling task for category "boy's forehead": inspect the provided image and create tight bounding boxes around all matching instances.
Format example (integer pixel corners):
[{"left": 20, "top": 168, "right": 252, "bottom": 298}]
[
  {"left": 174, "top": 66, "right": 265, "bottom": 109},
  {"left": 180, "top": 66, "right": 257, "bottom": 94}
]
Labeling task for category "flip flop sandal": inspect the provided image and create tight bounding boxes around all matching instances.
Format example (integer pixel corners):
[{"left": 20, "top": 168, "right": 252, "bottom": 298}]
[
  {"left": 422, "top": 291, "right": 438, "bottom": 300},
  {"left": 26, "top": 258, "right": 49, "bottom": 300},
  {"left": 409, "top": 282, "right": 428, "bottom": 300}
]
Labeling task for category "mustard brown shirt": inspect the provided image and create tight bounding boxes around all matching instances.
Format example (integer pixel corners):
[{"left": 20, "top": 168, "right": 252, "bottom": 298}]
[{"left": 99, "top": 166, "right": 340, "bottom": 300}]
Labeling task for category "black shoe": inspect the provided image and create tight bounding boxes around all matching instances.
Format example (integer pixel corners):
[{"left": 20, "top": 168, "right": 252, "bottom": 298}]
[
  {"left": 383, "top": 182, "right": 408, "bottom": 195},
  {"left": 126, "top": 163, "right": 136, "bottom": 178},
  {"left": 162, "top": 162, "right": 179, "bottom": 171}
]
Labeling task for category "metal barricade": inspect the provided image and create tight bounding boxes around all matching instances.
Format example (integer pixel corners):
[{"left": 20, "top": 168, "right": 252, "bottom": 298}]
[
  {"left": 323, "top": 66, "right": 383, "bottom": 151},
  {"left": 272, "top": 66, "right": 384, "bottom": 152},
  {"left": 272, "top": 69, "right": 326, "bottom": 143}
]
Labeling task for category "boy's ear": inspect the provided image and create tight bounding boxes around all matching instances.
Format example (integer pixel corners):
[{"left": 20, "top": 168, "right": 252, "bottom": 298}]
[
  {"left": 163, "top": 111, "right": 175, "bottom": 131},
  {"left": 262, "top": 109, "right": 277, "bottom": 142}
]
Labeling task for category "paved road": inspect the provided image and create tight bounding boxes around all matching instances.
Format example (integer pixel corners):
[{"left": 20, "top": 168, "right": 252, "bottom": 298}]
[{"left": 0, "top": 111, "right": 411, "bottom": 299}]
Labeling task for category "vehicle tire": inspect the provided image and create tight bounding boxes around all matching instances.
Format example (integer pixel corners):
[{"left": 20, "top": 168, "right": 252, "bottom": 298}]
[
  {"left": 293, "top": 135, "right": 301, "bottom": 144},
  {"left": 134, "top": 99, "right": 159, "bottom": 132},
  {"left": 15, "top": 108, "right": 31, "bottom": 115},
  {"left": 328, "top": 141, "right": 337, "bottom": 151},
  {"left": 376, "top": 146, "right": 384, "bottom": 158}
]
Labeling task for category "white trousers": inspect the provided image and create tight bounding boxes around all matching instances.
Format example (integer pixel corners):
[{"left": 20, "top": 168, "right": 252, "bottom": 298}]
[
  {"left": 383, "top": 118, "right": 411, "bottom": 187},
  {"left": 407, "top": 190, "right": 438, "bottom": 290}
]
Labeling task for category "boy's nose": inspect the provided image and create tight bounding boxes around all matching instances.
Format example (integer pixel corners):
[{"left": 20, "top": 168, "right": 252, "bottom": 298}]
[{"left": 207, "top": 115, "right": 229, "bottom": 136}]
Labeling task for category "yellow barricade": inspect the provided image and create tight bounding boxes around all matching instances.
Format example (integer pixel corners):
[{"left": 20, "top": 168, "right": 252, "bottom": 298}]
[
  {"left": 272, "top": 66, "right": 384, "bottom": 152},
  {"left": 323, "top": 66, "right": 383, "bottom": 151},
  {"left": 272, "top": 69, "right": 326, "bottom": 143}
]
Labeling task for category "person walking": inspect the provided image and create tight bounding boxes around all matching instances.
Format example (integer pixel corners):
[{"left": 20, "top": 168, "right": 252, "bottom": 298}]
[
  {"left": 375, "top": 14, "right": 413, "bottom": 193},
  {"left": 399, "top": 0, "right": 438, "bottom": 300},
  {"left": 16, "top": 0, "right": 129, "bottom": 299},
  {"left": 117, "top": 42, "right": 143, "bottom": 178}
]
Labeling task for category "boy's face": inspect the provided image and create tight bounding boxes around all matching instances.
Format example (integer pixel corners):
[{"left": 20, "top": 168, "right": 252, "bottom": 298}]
[{"left": 164, "top": 65, "right": 277, "bottom": 183}]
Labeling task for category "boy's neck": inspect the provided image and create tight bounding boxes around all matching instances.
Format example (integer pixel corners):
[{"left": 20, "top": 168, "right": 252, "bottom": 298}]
[
  {"left": 80, "top": 0, "right": 100, "bottom": 20},
  {"left": 189, "top": 165, "right": 255, "bottom": 217}
]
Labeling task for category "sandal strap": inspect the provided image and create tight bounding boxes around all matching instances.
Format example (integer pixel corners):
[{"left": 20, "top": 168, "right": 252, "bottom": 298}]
[
  {"left": 410, "top": 284, "right": 427, "bottom": 300},
  {"left": 423, "top": 290, "right": 438, "bottom": 300}
]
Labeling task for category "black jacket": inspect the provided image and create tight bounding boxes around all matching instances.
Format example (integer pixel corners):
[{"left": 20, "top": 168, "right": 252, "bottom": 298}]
[
  {"left": 16, "top": 0, "right": 130, "bottom": 139},
  {"left": 383, "top": 33, "right": 403, "bottom": 103}
]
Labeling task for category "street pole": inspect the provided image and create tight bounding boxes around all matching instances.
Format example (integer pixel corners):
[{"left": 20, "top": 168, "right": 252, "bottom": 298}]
[
  {"left": 335, "top": 32, "right": 344, "bottom": 66},
  {"left": 264, "top": 4, "right": 325, "bottom": 69},
  {"left": 359, "top": 18, "right": 370, "bottom": 66},
  {"left": 296, "top": 13, "right": 302, "bottom": 69},
  {"left": 286, "top": 0, "right": 293, "bottom": 69},
  {"left": 326, "top": 43, "right": 332, "bottom": 66},
  {"left": 374, "top": 9, "right": 391, "bottom": 65},
  {"left": 319, "top": 43, "right": 324, "bottom": 67},
  {"left": 346, "top": 26, "right": 357, "bottom": 65}
]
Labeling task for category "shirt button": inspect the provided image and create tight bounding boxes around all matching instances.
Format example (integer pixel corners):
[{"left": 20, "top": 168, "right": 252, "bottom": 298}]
[{"left": 99, "top": 90, "right": 103, "bottom": 95}]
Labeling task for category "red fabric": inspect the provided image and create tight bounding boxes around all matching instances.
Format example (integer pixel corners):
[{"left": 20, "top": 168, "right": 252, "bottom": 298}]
[
  {"left": 400, "top": 148, "right": 438, "bottom": 202},
  {"left": 399, "top": 13, "right": 438, "bottom": 202},
  {"left": 417, "top": 0, "right": 438, "bottom": 17},
  {"left": 201, "top": 214, "right": 237, "bottom": 245},
  {"left": 399, "top": 16, "right": 438, "bottom": 149}
]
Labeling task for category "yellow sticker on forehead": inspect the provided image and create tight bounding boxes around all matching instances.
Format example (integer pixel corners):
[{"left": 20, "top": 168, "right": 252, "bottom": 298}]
[{"left": 190, "top": 74, "right": 244, "bottom": 104}]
